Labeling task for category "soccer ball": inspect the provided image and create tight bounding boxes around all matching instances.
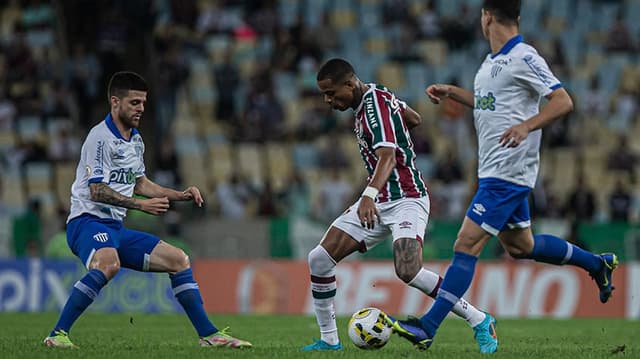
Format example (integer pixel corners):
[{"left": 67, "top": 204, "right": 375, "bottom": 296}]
[{"left": 347, "top": 307, "right": 393, "bottom": 349}]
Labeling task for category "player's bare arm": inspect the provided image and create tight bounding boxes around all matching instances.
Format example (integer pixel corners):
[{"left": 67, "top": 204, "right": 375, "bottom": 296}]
[
  {"left": 426, "top": 84, "right": 475, "bottom": 108},
  {"left": 134, "top": 176, "right": 204, "bottom": 207},
  {"left": 499, "top": 87, "right": 573, "bottom": 147},
  {"left": 90, "top": 182, "right": 169, "bottom": 215},
  {"left": 357, "top": 146, "right": 396, "bottom": 229},
  {"left": 403, "top": 106, "right": 423, "bottom": 129}
]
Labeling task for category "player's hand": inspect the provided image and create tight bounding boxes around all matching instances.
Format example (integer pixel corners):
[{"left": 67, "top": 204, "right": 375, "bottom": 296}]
[
  {"left": 182, "top": 186, "right": 204, "bottom": 207},
  {"left": 357, "top": 197, "right": 381, "bottom": 230},
  {"left": 425, "top": 84, "right": 449, "bottom": 104},
  {"left": 139, "top": 197, "right": 170, "bottom": 215},
  {"left": 500, "top": 123, "right": 530, "bottom": 147}
]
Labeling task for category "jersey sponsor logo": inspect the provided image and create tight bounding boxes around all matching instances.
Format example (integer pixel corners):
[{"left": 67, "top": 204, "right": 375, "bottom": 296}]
[
  {"left": 93, "top": 232, "right": 109, "bottom": 243},
  {"left": 108, "top": 168, "right": 136, "bottom": 185},
  {"left": 364, "top": 96, "right": 378, "bottom": 129},
  {"left": 94, "top": 140, "right": 104, "bottom": 167},
  {"left": 523, "top": 54, "right": 552, "bottom": 86},
  {"left": 472, "top": 203, "right": 486, "bottom": 216},
  {"left": 475, "top": 92, "right": 496, "bottom": 111}
]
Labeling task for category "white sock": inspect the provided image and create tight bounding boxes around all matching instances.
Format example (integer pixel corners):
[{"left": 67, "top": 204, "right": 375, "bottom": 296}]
[
  {"left": 408, "top": 268, "right": 486, "bottom": 327},
  {"left": 309, "top": 246, "right": 339, "bottom": 345},
  {"left": 314, "top": 297, "right": 339, "bottom": 345}
]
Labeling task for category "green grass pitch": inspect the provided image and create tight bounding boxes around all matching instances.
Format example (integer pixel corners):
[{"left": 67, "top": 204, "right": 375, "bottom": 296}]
[{"left": 0, "top": 313, "right": 637, "bottom": 358}]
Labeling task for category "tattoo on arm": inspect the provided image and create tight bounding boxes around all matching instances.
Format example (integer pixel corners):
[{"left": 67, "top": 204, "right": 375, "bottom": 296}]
[{"left": 90, "top": 183, "right": 141, "bottom": 210}]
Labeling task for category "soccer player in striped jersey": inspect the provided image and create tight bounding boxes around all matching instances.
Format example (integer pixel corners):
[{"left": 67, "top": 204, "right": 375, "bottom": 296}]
[
  {"left": 388, "top": 0, "right": 618, "bottom": 353},
  {"left": 43, "top": 71, "right": 251, "bottom": 349},
  {"left": 302, "top": 58, "right": 497, "bottom": 351}
]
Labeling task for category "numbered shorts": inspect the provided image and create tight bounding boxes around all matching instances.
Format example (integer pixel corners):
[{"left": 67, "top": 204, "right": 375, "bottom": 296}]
[
  {"left": 331, "top": 196, "right": 430, "bottom": 252},
  {"left": 465, "top": 177, "right": 532, "bottom": 236},
  {"left": 66, "top": 213, "right": 160, "bottom": 271}
]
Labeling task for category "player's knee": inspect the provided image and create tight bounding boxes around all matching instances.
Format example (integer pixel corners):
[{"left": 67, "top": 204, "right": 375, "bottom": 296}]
[
  {"left": 170, "top": 249, "right": 190, "bottom": 272},
  {"left": 308, "top": 245, "right": 335, "bottom": 276},
  {"left": 94, "top": 260, "right": 120, "bottom": 279},
  {"left": 394, "top": 263, "right": 420, "bottom": 284},
  {"left": 504, "top": 244, "right": 529, "bottom": 259}
]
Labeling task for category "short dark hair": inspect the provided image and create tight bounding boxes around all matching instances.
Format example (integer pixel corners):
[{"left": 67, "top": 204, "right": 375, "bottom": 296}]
[
  {"left": 317, "top": 58, "right": 355, "bottom": 83},
  {"left": 483, "top": 0, "right": 521, "bottom": 24},
  {"left": 108, "top": 71, "right": 148, "bottom": 99}
]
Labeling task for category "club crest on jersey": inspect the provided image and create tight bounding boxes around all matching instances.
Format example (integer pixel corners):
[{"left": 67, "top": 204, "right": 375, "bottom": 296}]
[
  {"left": 491, "top": 65, "right": 502, "bottom": 78},
  {"left": 109, "top": 168, "right": 136, "bottom": 185},
  {"left": 475, "top": 92, "right": 496, "bottom": 111},
  {"left": 93, "top": 232, "right": 109, "bottom": 243}
]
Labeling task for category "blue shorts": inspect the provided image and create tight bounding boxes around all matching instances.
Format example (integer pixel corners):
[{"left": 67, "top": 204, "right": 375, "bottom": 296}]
[
  {"left": 465, "top": 178, "right": 532, "bottom": 236},
  {"left": 66, "top": 213, "right": 160, "bottom": 271}
]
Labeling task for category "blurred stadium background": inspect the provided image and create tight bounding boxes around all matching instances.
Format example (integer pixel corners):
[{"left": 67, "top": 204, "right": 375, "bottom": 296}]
[{"left": 0, "top": 0, "right": 639, "bottom": 319}]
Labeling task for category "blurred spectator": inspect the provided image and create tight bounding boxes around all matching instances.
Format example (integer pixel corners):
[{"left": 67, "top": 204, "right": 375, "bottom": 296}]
[
  {"left": 565, "top": 175, "right": 596, "bottom": 221},
  {"left": 281, "top": 170, "right": 311, "bottom": 218},
  {"left": 315, "top": 168, "right": 353, "bottom": 223},
  {"left": 48, "top": 127, "right": 80, "bottom": 162},
  {"left": 215, "top": 173, "right": 251, "bottom": 219},
  {"left": 607, "top": 87, "right": 638, "bottom": 134},
  {"left": 580, "top": 76, "right": 608, "bottom": 117},
  {"left": 567, "top": 220, "right": 590, "bottom": 251},
  {"left": 318, "top": 135, "right": 349, "bottom": 170},
  {"left": 439, "top": 77, "right": 472, "bottom": 160},
  {"left": 296, "top": 97, "right": 338, "bottom": 141},
  {"left": 242, "top": 68, "right": 284, "bottom": 141},
  {"left": 608, "top": 178, "right": 632, "bottom": 222},
  {"left": 440, "top": 3, "right": 476, "bottom": 50},
  {"left": 433, "top": 149, "right": 466, "bottom": 219},
  {"left": 43, "top": 82, "right": 74, "bottom": 120},
  {"left": 11, "top": 198, "right": 42, "bottom": 257},
  {"left": 154, "top": 137, "right": 181, "bottom": 188},
  {"left": 257, "top": 180, "right": 279, "bottom": 217},
  {"left": 417, "top": 0, "right": 440, "bottom": 39},
  {"left": 64, "top": 44, "right": 100, "bottom": 128},
  {"left": 213, "top": 47, "right": 240, "bottom": 123},
  {"left": 607, "top": 134, "right": 638, "bottom": 182},
  {"left": 605, "top": 13, "right": 635, "bottom": 53},
  {"left": 155, "top": 40, "right": 189, "bottom": 139},
  {"left": 0, "top": 86, "right": 16, "bottom": 130}
]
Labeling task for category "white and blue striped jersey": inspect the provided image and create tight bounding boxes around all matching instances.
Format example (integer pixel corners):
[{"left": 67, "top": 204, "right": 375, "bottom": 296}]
[
  {"left": 68, "top": 113, "right": 146, "bottom": 222},
  {"left": 473, "top": 35, "right": 561, "bottom": 188}
]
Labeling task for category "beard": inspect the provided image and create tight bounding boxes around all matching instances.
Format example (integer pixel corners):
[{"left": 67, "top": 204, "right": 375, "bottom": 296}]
[{"left": 119, "top": 108, "right": 140, "bottom": 128}]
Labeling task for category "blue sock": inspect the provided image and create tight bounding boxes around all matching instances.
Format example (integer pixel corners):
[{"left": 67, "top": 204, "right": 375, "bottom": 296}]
[
  {"left": 420, "top": 252, "right": 477, "bottom": 337},
  {"left": 170, "top": 268, "right": 217, "bottom": 337},
  {"left": 529, "top": 234, "right": 602, "bottom": 273},
  {"left": 51, "top": 269, "right": 108, "bottom": 336}
]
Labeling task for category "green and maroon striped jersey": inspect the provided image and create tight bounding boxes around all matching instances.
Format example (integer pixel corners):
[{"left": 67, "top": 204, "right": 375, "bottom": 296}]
[{"left": 353, "top": 84, "right": 427, "bottom": 203}]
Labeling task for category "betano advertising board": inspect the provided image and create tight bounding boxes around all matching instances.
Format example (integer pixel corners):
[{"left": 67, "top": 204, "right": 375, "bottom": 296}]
[{"left": 1, "top": 259, "right": 637, "bottom": 318}]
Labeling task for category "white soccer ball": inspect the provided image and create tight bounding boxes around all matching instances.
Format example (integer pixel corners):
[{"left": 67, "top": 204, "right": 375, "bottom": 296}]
[{"left": 347, "top": 307, "right": 393, "bottom": 349}]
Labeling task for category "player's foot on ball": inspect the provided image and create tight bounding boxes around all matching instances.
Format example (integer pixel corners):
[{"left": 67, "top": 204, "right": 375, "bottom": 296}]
[
  {"left": 383, "top": 314, "right": 432, "bottom": 350},
  {"left": 43, "top": 330, "right": 78, "bottom": 349},
  {"left": 301, "top": 339, "right": 342, "bottom": 351},
  {"left": 590, "top": 253, "right": 618, "bottom": 303},
  {"left": 473, "top": 312, "right": 498, "bottom": 353},
  {"left": 199, "top": 327, "right": 252, "bottom": 348}
]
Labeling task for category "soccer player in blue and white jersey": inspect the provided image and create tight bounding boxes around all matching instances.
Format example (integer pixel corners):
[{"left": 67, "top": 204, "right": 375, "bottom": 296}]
[
  {"left": 387, "top": 0, "right": 618, "bottom": 353},
  {"left": 43, "top": 72, "right": 251, "bottom": 349},
  {"left": 302, "top": 59, "right": 496, "bottom": 352}
]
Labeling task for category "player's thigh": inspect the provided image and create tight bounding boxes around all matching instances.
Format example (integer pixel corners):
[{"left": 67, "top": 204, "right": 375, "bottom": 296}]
[
  {"left": 116, "top": 227, "right": 161, "bottom": 272},
  {"left": 66, "top": 215, "right": 120, "bottom": 269},
  {"left": 327, "top": 200, "right": 390, "bottom": 260},
  {"left": 456, "top": 216, "right": 493, "bottom": 256},
  {"left": 147, "top": 240, "right": 189, "bottom": 273}
]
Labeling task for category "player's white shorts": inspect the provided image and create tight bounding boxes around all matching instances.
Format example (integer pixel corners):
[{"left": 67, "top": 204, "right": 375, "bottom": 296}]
[{"left": 330, "top": 196, "right": 430, "bottom": 252}]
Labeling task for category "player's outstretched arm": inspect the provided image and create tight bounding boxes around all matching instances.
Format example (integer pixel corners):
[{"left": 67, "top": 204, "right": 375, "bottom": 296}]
[
  {"left": 134, "top": 176, "right": 204, "bottom": 207},
  {"left": 89, "top": 182, "right": 169, "bottom": 215},
  {"left": 403, "top": 106, "right": 422, "bottom": 129},
  {"left": 425, "top": 84, "right": 474, "bottom": 108}
]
